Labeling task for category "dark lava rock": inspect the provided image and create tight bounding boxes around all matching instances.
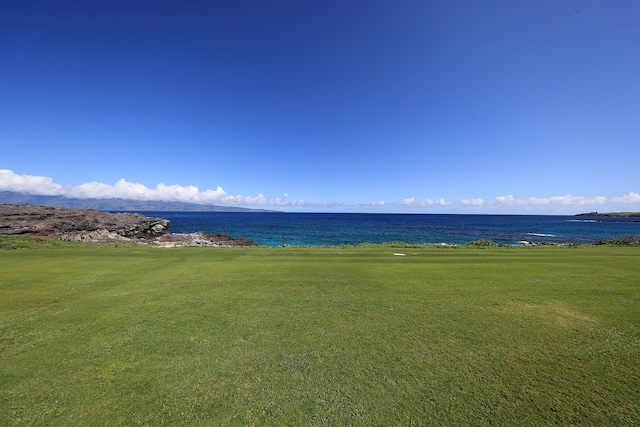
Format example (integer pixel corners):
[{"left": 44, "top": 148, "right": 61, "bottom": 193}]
[
  {"left": 0, "top": 204, "right": 169, "bottom": 238},
  {"left": 0, "top": 204, "right": 257, "bottom": 247}
]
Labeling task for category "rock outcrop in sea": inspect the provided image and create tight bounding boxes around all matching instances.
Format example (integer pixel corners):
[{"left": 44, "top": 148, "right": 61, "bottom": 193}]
[{"left": 0, "top": 204, "right": 257, "bottom": 247}]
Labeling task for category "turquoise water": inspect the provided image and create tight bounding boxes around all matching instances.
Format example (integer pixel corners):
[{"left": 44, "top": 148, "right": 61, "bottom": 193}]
[{"left": 137, "top": 212, "right": 640, "bottom": 246}]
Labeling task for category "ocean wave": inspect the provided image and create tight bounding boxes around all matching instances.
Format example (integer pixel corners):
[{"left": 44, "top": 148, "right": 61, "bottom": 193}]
[
  {"left": 526, "top": 233, "right": 556, "bottom": 237},
  {"left": 567, "top": 219, "right": 597, "bottom": 223}
]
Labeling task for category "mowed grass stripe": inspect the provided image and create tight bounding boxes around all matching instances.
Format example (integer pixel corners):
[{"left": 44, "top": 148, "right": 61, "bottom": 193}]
[{"left": 1, "top": 244, "right": 638, "bottom": 426}]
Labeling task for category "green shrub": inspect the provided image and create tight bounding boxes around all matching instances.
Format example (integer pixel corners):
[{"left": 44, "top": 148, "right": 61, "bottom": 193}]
[
  {"left": 465, "top": 239, "right": 498, "bottom": 247},
  {"left": 593, "top": 235, "right": 640, "bottom": 246}
]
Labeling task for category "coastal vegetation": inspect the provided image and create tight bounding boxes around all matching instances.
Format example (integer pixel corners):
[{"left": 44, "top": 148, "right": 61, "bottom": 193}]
[
  {"left": 593, "top": 235, "right": 640, "bottom": 246},
  {"left": 1, "top": 238, "right": 638, "bottom": 425}
]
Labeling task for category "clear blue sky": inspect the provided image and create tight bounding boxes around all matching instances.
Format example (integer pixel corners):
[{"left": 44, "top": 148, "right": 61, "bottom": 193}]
[{"left": 2, "top": 0, "right": 639, "bottom": 213}]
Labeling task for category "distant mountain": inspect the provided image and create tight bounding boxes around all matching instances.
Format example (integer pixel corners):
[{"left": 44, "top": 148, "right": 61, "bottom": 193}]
[{"left": 0, "top": 192, "right": 277, "bottom": 212}]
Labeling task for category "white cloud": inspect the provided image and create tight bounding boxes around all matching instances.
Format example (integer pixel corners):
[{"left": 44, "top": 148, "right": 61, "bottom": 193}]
[
  {"left": 3, "top": 169, "right": 638, "bottom": 211},
  {"left": 402, "top": 197, "right": 416, "bottom": 205},
  {"left": 513, "top": 195, "right": 607, "bottom": 206},
  {"left": 0, "top": 169, "right": 64, "bottom": 195},
  {"left": 274, "top": 197, "right": 308, "bottom": 207},
  {"left": 417, "top": 198, "right": 453, "bottom": 207},
  {"left": 68, "top": 179, "right": 224, "bottom": 203},
  {"left": 0, "top": 169, "right": 304, "bottom": 207},
  {"left": 495, "top": 195, "right": 515, "bottom": 205},
  {"left": 462, "top": 198, "right": 484, "bottom": 206},
  {"left": 461, "top": 194, "right": 616, "bottom": 210},
  {"left": 612, "top": 192, "right": 640, "bottom": 204},
  {"left": 365, "top": 197, "right": 452, "bottom": 209}
]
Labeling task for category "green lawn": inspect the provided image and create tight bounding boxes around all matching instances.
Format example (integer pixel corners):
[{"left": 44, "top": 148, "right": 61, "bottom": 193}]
[{"left": 1, "top": 241, "right": 639, "bottom": 426}]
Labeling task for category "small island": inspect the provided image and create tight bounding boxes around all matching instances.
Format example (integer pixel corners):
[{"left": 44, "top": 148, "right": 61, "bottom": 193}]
[{"left": 576, "top": 212, "right": 640, "bottom": 218}]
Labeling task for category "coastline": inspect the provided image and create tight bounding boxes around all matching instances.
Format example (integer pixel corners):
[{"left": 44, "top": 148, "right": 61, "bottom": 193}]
[
  {"left": 3, "top": 204, "right": 639, "bottom": 248},
  {"left": 0, "top": 204, "right": 257, "bottom": 247}
]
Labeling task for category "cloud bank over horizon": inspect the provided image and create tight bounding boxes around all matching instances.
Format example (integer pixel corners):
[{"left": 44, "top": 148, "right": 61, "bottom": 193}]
[
  {"left": 0, "top": 169, "right": 305, "bottom": 208},
  {"left": 1, "top": 169, "right": 639, "bottom": 213},
  {"left": 461, "top": 194, "right": 628, "bottom": 208}
]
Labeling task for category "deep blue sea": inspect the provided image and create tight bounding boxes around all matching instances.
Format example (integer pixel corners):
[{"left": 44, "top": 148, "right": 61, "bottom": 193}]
[{"left": 136, "top": 212, "right": 640, "bottom": 246}]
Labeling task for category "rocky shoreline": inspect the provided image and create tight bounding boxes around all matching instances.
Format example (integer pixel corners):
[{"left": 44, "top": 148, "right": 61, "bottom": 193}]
[{"left": 0, "top": 204, "right": 257, "bottom": 247}]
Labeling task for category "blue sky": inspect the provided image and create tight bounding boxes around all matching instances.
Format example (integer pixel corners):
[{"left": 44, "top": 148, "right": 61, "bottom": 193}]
[{"left": 1, "top": 0, "right": 639, "bottom": 213}]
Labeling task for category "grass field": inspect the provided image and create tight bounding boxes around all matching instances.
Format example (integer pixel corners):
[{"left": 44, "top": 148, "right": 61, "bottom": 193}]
[{"left": 1, "top": 239, "right": 639, "bottom": 426}]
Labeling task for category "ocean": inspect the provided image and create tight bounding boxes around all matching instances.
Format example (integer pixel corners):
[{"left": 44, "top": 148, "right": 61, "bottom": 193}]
[{"left": 135, "top": 212, "right": 640, "bottom": 247}]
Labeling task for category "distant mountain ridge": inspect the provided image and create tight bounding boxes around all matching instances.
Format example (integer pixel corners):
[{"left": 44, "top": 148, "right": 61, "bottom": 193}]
[{"left": 0, "top": 192, "right": 277, "bottom": 212}]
